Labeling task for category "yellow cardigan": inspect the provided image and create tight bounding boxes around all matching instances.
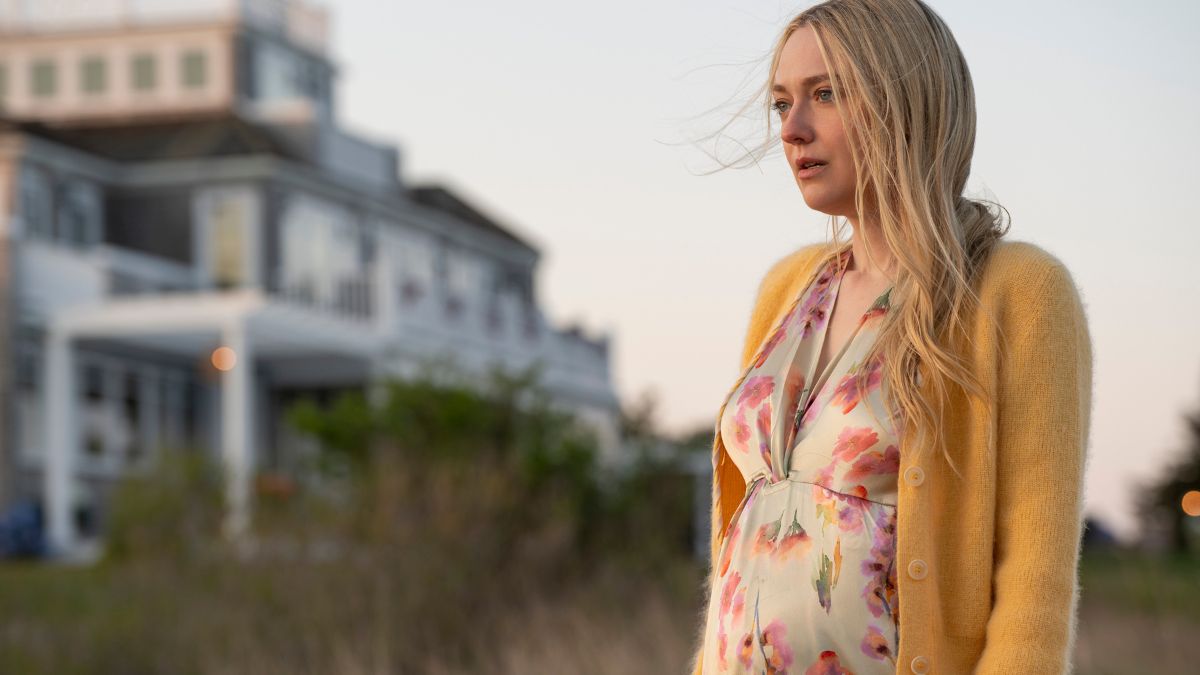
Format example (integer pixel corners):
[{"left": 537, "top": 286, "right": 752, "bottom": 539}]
[{"left": 690, "top": 239, "right": 1093, "bottom": 675}]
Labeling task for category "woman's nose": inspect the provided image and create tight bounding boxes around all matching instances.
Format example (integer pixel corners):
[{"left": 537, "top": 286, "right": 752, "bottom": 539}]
[{"left": 781, "top": 112, "right": 813, "bottom": 145}]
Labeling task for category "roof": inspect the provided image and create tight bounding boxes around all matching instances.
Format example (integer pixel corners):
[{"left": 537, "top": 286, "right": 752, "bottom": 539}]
[
  {"left": 0, "top": 112, "right": 308, "bottom": 163},
  {"left": 407, "top": 184, "right": 539, "bottom": 254}
]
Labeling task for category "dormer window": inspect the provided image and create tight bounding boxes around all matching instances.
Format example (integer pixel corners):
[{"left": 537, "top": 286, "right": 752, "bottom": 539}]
[
  {"left": 80, "top": 56, "right": 106, "bottom": 95},
  {"left": 131, "top": 53, "right": 156, "bottom": 91},
  {"left": 30, "top": 59, "right": 56, "bottom": 98},
  {"left": 181, "top": 50, "right": 206, "bottom": 89}
]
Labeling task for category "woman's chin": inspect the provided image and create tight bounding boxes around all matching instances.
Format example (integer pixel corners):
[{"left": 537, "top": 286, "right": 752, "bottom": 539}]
[{"left": 799, "top": 194, "right": 838, "bottom": 216}]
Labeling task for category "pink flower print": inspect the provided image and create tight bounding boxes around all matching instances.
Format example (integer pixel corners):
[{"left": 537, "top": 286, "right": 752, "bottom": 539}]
[
  {"left": 887, "top": 559, "right": 899, "bottom": 625},
  {"left": 796, "top": 291, "right": 826, "bottom": 336},
  {"left": 863, "top": 304, "right": 888, "bottom": 324},
  {"left": 827, "top": 363, "right": 884, "bottom": 415},
  {"left": 861, "top": 537, "right": 892, "bottom": 579},
  {"left": 748, "top": 326, "right": 787, "bottom": 367},
  {"left": 783, "top": 368, "right": 806, "bottom": 407},
  {"left": 720, "top": 570, "right": 743, "bottom": 618},
  {"left": 804, "top": 650, "right": 854, "bottom": 675},
  {"left": 860, "top": 624, "right": 895, "bottom": 663},
  {"left": 832, "top": 426, "right": 879, "bottom": 462},
  {"left": 861, "top": 522, "right": 897, "bottom": 619},
  {"left": 731, "top": 410, "right": 752, "bottom": 453},
  {"left": 811, "top": 460, "right": 836, "bottom": 488},
  {"left": 738, "top": 631, "right": 755, "bottom": 669},
  {"left": 863, "top": 574, "right": 890, "bottom": 619},
  {"left": 797, "top": 283, "right": 837, "bottom": 340},
  {"left": 804, "top": 301, "right": 832, "bottom": 340},
  {"left": 760, "top": 619, "right": 795, "bottom": 674},
  {"left": 774, "top": 514, "right": 813, "bottom": 562},
  {"left": 717, "top": 627, "right": 729, "bottom": 673},
  {"left": 834, "top": 500, "right": 865, "bottom": 535},
  {"left": 737, "top": 375, "right": 775, "bottom": 409},
  {"left": 753, "top": 519, "right": 781, "bottom": 557},
  {"left": 755, "top": 402, "right": 774, "bottom": 467},
  {"left": 861, "top": 291, "right": 890, "bottom": 325},
  {"left": 878, "top": 505, "right": 897, "bottom": 537},
  {"left": 845, "top": 444, "right": 900, "bottom": 483},
  {"left": 731, "top": 584, "right": 747, "bottom": 624}
]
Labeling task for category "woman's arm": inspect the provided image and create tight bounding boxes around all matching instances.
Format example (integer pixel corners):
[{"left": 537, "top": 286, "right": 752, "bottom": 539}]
[{"left": 974, "top": 259, "right": 1094, "bottom": 674}]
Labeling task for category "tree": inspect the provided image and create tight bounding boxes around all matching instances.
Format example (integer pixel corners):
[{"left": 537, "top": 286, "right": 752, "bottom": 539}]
[{"left": 1133, "top": 400, "right": 1200, "bottom": 555}]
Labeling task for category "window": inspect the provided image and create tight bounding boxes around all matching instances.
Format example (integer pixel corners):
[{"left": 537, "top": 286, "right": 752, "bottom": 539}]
[
  {"left": 58, "top": 180, "right": 102, "bottom": 248},
  {"left": 121, "top": 370, "right": 142, "bottom": 463},
  {"left": 131, "top": 53, "right": 156, "bottom": 91},
  {"left": 210, "top": 196, "right": 247, "bottom": 289},
  {"left": 16, "top": 341, "right": 43, "bottom": 464},
  {"left": 80, "top": 56, "right": 106, "bottom": 94},
  {"left": 30, "top": 59, "right": 56, "bottom": 98},
  {"left": 19, "top": 165, "right": 53, "bottom": 240},
  {"left": 181, "top": 50, "right": 206, "bottom": 89},
  {"left": 444, "top": 249, "right": 478, "bottom": 320},
  {"left": 395, "top": 236, "right": 434, "bottom": 307},
  {"left": 80, "top": 362, "right": 107, "bottom": 459},
  {"left": 280, "top": 196, "right": 361, "bottom": 310}
]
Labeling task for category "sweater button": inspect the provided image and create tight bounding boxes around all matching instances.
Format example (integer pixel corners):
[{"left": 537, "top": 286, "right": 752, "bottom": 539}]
[
  {"left": 903, "top": 466, "right": 925, "bottom": 486},
  {"left": 910, "top": 655, "right": 930, "bottom": 673},
  {"left": 907, "top": 558, "right": 928, "bottom": 580}
]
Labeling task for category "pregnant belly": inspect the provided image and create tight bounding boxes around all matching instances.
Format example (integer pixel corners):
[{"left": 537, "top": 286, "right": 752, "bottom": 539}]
[{"left": 703, "top": 477, "right": 900, "bottom": 674}]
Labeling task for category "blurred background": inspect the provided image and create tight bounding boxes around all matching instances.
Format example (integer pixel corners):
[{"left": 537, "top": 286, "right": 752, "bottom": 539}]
[{"left": 0, "top": 0, "right": 1196, "bottom": 673}]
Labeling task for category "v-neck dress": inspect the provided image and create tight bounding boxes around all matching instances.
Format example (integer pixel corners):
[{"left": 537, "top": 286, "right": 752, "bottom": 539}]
[{"left": 700, "top": 246, "right": 902, "bottom": 674}]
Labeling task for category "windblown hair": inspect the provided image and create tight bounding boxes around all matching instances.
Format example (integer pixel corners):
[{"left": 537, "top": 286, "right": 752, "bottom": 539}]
[{"left": 716, "top": 0, "right": 1012, "bottom": 477}]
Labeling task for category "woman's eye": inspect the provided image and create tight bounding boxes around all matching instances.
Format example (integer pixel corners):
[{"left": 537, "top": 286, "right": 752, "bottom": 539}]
[
  {"left": 771, "top": 100, "right": 790, "bottom": 115},
  {"left": 816, "top": 88, "right": 834, "bottom": 102}
]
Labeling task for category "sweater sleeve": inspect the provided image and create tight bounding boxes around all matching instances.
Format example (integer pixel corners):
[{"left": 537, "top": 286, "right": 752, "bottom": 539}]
[{"left": 974, "top": 259, "right": 1093, "bottom": 675}]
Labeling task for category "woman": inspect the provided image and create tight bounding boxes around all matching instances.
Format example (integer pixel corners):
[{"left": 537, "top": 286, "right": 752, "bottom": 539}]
[{"left": 689, "top": 1, "right": 1093, "bottom": 674}]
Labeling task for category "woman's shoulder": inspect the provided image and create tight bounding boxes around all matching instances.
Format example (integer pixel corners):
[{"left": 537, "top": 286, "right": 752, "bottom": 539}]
[
  {"left": 978, "top": 239, "right": 1089, "bottom": 330},
  {"left": 980, "top": 239, "right": 1081, "bottom": 297},
  {"left": 758, "top": 240, "right": 841, "bottom": 293}
]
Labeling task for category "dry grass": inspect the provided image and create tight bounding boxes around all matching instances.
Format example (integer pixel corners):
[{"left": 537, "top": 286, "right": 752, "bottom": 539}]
[{"left": 2, "top": 545, "right": 1199, "bottom": 674}]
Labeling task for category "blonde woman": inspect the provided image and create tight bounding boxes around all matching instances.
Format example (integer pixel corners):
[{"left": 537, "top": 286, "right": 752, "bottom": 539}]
[{"left": 689, "top": 1, "right": 1092, "bottom": 674}]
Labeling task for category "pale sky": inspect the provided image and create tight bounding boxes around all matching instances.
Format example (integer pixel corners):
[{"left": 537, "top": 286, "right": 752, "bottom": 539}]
[{"left": 327, "top": 0, "right": 1200, "bottom": 543}]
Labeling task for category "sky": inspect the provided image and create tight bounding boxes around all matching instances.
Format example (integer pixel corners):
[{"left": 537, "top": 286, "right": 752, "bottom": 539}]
[{"left": 326, "top": 0, "right": 1200, "bottom": 542}]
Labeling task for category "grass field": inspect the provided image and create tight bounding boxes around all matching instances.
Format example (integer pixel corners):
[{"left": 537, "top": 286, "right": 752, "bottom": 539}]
[{"left": 0, "top": 546, "right": 1196, "bottom": 674}]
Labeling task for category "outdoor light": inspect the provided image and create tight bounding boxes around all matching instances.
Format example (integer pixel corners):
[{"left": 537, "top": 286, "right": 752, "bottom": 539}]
[{"left": 211, "top": 346, "right": 237, "bottom": 371}]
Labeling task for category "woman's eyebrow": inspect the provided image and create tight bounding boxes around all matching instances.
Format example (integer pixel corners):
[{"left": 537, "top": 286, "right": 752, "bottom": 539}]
[{"left": 771, "top": 73, "right": 831, "bottom": 93}]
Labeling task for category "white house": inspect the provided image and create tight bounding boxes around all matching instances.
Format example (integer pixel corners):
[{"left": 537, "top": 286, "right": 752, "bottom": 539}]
[{"left": 0, "top": 0, "right": 623, "bottom": 558}]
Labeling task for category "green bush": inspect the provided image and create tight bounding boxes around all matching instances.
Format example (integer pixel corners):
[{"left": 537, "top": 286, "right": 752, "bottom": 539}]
[{"left": 102, "top": 449, "right": 226, "bottom": 565}]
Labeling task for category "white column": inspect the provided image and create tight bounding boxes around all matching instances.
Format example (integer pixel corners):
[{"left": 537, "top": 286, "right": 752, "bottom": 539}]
[
  {"left": 42, "top": 328, "right": 76, "bottom": 555},
  {"left": 375, "top": 235, "right": 396, "bottom": 331},
  {"left": 220, "top": 321, "right": 255, "bottom": 541}
]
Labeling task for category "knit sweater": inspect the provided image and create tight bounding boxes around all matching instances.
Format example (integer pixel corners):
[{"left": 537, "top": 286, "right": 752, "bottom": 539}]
[{"left": 690, "top": 239, "right": 1093, "bottom": 675}]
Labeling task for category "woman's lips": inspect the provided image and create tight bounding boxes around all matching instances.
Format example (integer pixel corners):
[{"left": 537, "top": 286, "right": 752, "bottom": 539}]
[{"left": 797, "top": 162, "right": 827, "bottom": 179}]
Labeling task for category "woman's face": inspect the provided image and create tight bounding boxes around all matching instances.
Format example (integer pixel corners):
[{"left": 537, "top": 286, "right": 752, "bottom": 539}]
[{"left": 773, "top": 26, "right": 858, "bottom": 218}]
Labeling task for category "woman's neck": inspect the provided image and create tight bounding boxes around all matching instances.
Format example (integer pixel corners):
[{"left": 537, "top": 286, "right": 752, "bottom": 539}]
[{"left": 846, "top": 219, "right": 897, "bottom": 281}]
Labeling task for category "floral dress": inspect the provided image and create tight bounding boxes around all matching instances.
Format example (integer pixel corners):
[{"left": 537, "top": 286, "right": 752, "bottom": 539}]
[{"left": 701, "top": 246, "right": 901, "bottom": 674}]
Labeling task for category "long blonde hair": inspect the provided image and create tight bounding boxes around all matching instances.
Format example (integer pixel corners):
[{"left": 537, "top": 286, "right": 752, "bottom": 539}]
[{"left": 711, "top": 0, "right": 1012, "bottom": 477}]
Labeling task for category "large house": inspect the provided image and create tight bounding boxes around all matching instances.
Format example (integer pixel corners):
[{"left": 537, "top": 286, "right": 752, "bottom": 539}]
[{"left": 0, "top": 0, "right": 622, "bottom": 557}]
